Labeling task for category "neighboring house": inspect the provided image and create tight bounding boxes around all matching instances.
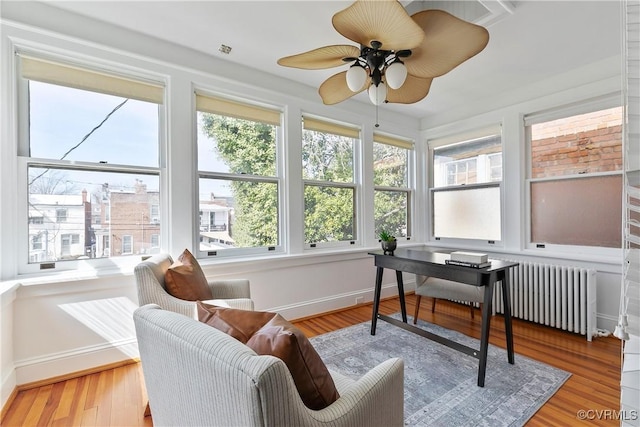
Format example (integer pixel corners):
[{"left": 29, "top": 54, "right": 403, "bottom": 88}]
[
  {"left": 28, "top": 190, "right": 90, "bottom": 262},
  {"left": 97, "top": 180, "right": 161, "bottom": 257},
  {"left": 199, "top": 193, "right": 235, "bottom": 249}
]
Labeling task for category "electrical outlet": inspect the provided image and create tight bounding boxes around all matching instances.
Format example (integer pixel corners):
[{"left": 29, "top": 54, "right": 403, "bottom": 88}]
[{"left": 355, "top": 296, "right": 364, "bottom": 304}]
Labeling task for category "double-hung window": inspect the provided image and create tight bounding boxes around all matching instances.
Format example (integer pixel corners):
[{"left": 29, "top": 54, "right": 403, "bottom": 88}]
[
  {"left": 429, "top": 125, "right": 503, "bottom": 243},
  {"left": 525, "top": 96, "right": 622, "bottom": 250},
  {"left": 373, "top": 132, "right": 413, "bottom": 239},
  {"left": 302, "top": 116, "right": 359, "bottom": 248},
  {"left": 196, "top": 93, "right": 282, "bottom": 256},
  {"left": 18, "top": 54, "right": 163, "bottom": 269}
]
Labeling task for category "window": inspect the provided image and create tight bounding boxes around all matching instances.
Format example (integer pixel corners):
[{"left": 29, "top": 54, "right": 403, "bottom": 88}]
[
  {"left": 150, "top": 204, "right": 159, "bottom": 223},
  {"left": 429, "top": 125, "right": 502, "bottom": 242},
  {"left": 19, "top": 55, "right": 163, "bottom": 266},
  {"left": 122, "top": 235, "right": 133, "bottom": 254},
  {"left": 196, "top": 93, "right": 281, "bottom": 255},
  {"left": 302, "top": 116, "right": 359, "bottom": 247},
  {"left": 525, "top": 99, "right": 622, "bottom": 248},
  {"left": 29, "top": 216, "right": 44, "bottom": 224},
  {"left": 32, "top": 234, "right": 42, "bottom": 250},
  {"left": 373, "top": 132, "right": 413, "bottom": 239},
  {"left": 56, "top": 208, "right": 67, "bottom": 223}
]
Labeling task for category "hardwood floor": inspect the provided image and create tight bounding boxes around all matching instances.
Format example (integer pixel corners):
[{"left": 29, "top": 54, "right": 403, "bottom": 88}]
[{"left": 2, "top": 294, "right": 621, "bottom": 426}]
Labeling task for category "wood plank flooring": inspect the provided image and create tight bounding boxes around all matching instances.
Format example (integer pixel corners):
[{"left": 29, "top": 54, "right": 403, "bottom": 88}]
[{"left": 2, "top": 294, "right": 621, "bottom": 426}]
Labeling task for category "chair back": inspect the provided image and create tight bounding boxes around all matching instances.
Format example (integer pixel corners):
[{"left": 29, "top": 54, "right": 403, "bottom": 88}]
[
  {"left": 134, "top": 304, "right": 299, "bottom": 427},
  {"left": 134, "top": 253, "right": 174, "bottom": 306}
]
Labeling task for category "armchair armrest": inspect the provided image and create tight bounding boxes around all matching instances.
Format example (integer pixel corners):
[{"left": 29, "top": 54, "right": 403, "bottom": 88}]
[
  {"left": 142, "top": 286, "right": 200, "bottom": 318},
  {"left": 208, "top": 278, "right": 251, "bottom": 300},
  {"left": 310, "top": 357, "right": 405, "bottom": 426}
]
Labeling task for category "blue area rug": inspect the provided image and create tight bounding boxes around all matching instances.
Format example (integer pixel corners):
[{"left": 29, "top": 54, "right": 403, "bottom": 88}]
[{"left": 309, "top": 313, "right": 570, "bottom": 427}]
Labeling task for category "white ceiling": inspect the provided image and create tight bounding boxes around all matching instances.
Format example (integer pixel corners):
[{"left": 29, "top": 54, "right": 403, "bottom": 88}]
[{"left": 29, "top": 1, "right": 623, "bottom": 120}]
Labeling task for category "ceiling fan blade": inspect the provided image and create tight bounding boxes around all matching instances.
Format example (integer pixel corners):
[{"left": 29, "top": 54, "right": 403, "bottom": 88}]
[
  {"left": 386, "top": 74, "right": 433, "bottom": 104},
  {"left": 318, "top": 71, "right": 368, "bottom": 105},
  {"left": 405, "top": 10, "right": 490, "bottom": 79},
  {"left": 332, "top": 0, "right": 425, "bottom": 51},
  {"left": 277, "top": 45, "right": 360, "bottom": 69}
]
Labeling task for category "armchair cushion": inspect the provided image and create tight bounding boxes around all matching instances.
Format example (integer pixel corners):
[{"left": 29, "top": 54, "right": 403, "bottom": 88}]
[
  {"left": 197, "top": 302, "right": 339, "bottom": 410},
  {"left": 164, "top": 249, "right": 213, "bottom": 301}
]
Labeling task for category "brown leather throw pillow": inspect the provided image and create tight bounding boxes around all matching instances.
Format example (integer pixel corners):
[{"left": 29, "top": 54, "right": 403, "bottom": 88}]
[
  {"left": 196, "top": 302, "right": 339, "bottom": 410},
  {"left": 197, "top": 302, "right": 276, "bottom": 343},
  {"left": 164, "top": 249, "right": 213, "bottom": 301}
]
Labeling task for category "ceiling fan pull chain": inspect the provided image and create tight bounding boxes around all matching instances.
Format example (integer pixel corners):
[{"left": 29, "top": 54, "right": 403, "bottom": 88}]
[{"left": 375, "top": 104, "right": 380, "bottom": 128}]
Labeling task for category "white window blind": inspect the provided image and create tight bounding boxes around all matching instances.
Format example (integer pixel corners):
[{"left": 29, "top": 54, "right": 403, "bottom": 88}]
[
  {"left": 303, "top": 116, "right": 360, "bottom": 139},
  {"left": 428, "top": 124, "right": 501, "bottom": 149},
  {"left": 19, "top": 55, "right": 164, "bottom": 104},
  {"left": 196, "top": 93, "right": 280, "bottom": 126},
  {"left": 374, "top": 132, "right": 414, "bottom": 150}
]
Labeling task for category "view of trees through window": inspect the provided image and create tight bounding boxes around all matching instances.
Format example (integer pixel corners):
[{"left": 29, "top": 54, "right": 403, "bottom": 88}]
[
  {"left": 373, "top": 141, "right": 410, "bottom": 238},
  {"left": 302, "top": 127, "right": 355, "bottom": 244},
  {"left": 198, "top": 112, "right": 279, "bottom": 251}
]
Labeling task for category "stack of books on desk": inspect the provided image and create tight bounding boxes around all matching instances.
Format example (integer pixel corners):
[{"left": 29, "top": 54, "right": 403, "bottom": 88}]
[{"left": 445, "top": 251, "right": 491, "bottom": 268}]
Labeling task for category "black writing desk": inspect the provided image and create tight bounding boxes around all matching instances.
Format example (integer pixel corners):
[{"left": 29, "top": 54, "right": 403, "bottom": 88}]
[{"left": 369, "top": 249, "right": 518, "bottom": 387}]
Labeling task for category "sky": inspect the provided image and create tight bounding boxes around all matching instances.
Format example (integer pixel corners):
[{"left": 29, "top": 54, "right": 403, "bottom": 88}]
[{"left": 29, "top": 80, "right": 231, "bottom": 198}]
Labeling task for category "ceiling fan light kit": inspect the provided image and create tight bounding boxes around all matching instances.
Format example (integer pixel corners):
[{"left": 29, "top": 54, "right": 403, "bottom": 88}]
[
  {"left": 277, "top": 0, "right": 489, "bottom": 107},
  {"left": 346, "top": 64, "right": 367, "bottom": 91},
  {"left": 368, "top": 81, "right": 387, "bottom": 106}
]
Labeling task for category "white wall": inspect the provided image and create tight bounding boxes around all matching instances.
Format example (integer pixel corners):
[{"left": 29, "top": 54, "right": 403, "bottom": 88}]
[{"left": 0, "top": 1, "right": 624, "bottom": 411}]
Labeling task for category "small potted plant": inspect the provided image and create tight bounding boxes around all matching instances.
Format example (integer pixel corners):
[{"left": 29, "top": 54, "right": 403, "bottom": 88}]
[{"left": 379, "top": 230, "right": 397, "bottom": 255}]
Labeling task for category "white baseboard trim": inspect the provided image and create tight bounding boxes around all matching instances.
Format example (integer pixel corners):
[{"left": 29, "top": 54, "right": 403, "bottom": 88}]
[
  {"left": 13, "top": 337, "right": 139, "bottom": 386},
  {"left": 270, "top": 280, "right": 416, "bottom": 321},
  {"left": 1, "top": 367, "right": 17, "bottom": 414}
]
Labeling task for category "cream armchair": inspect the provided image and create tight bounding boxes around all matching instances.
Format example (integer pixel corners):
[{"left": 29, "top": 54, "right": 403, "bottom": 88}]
[
  {"left": 134, "top": 304, "right": 405, "bottom": 427},
  {"left": 134, "top": 253, "right": 254, "bottom": 318}
]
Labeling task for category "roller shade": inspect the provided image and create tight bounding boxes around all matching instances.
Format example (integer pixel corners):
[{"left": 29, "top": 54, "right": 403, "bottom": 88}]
[
  {"left": 524, "top": 94, "right": 620, "bottom": 126},
  {"left": 196, "top": 94, "right": 280, "bottom": 126},
  {"left": 303, "top": 116, "right": 360, "bottom": 139},
  {"left": 428, "top": 124, "right": 501, "bottom": 149},
  {"left": 20, "top": 55, "right": 163, "bottom": 104},
  {"left": 374, "top": 132, "right": 414, "bottom": 150}
]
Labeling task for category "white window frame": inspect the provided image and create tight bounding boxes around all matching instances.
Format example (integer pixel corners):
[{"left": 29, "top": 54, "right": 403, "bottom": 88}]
[
  {"left": 194, "top": 91, "right": 284, "bottom": 259},
  {"left": 372, "top": 132, "right": 414, "bottom": 242},
  {"left": 524, "top": 93, "right": 623, "bottom": 258},
  {"left": 15, "top": 51, "right": 165, "bottom": 274},
  {"left": 301, "top": 115, "right": 361, "bottom": 250},
  {"left": 428, "top": 124, "right": 504, "bottom": 248}
]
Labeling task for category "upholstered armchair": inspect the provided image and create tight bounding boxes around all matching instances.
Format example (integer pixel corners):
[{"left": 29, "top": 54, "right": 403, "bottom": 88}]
[
  {"left": 413, "top": 275, "right": 483, "bottom": 322},
  {"left": 134, "top": 253, "right": 254, "bottom": 318},
  {"left": 134, "top": 304, "right": 405, "bottom": 427}
]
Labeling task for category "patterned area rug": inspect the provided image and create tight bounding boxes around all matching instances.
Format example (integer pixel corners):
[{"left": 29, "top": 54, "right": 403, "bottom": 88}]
[{"left": 309, "top": 313, "right": 570, "bottom": 427}]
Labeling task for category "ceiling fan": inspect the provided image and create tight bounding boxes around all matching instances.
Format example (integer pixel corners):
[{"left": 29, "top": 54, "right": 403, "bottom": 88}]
[{"left": 277, "top": 0, "right": 489, "bottom": 107}]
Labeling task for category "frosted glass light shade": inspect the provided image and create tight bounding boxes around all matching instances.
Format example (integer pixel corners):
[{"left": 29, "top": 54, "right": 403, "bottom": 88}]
[
  {"left": 368, "top": 82, "right": 387, "bottom": 105},
  {"left": 385, "top": 61, "right": 407, "bottom": 89},
  {"left": 346, "top": 65, "right": 367, "bottom": 92}
]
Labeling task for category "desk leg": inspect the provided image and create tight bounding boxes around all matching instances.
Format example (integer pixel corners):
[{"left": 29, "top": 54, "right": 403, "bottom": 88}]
[
  {"left": 396, "top": 270, "right": 407, "bottom": 323},
  {"left": 477, "top": 282, "right": 494, "bottom": 387},
  {"left": 501, "top": 275, "right": 515, "bottom": 364},
  {"left": 371, "top": 266, "right": 384, "bottom": 335}
]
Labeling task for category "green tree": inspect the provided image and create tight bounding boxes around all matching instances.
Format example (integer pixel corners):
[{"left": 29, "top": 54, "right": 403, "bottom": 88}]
[
  {"left": 200, "top": 114, "right": 278, "bottom": 248},
  {"left": 373, "top": 143, "right": 408, "bottom": 238},
  {"left": 302, "top": 130, "right": 354, "bottom": 243}
]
